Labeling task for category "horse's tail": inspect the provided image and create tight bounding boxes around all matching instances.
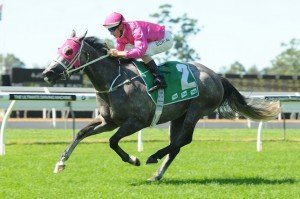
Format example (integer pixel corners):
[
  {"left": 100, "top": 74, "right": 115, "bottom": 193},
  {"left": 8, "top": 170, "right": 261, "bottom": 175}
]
[{"left": 218, "top": 77, "right": 280, "bottom": 121}]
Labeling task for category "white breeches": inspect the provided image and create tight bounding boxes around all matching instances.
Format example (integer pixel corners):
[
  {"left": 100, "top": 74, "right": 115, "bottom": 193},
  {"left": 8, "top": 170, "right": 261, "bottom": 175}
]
[{"left": 125, "top": 30, "right": 174, "bottom": 63}]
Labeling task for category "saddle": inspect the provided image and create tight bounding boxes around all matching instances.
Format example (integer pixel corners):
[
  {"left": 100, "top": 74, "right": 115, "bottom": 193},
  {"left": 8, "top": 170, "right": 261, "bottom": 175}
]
[{"left": 133, "top": 60, "right": 199, "bottom": 105}]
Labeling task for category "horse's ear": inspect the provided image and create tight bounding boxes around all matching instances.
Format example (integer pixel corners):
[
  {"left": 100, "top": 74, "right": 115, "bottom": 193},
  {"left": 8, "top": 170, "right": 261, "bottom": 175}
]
[
  {"left": 71, "top": 30, "right": 76, "bottom": 38},
  {"left": 78, "top": 30, "right": 88, "bottom": 42}
]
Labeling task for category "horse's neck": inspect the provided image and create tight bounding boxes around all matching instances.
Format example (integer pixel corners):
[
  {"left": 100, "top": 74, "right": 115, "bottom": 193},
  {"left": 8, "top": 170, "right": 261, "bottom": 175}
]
[{"left": 85, "top": 59, "right": 121, "bottom": 92}]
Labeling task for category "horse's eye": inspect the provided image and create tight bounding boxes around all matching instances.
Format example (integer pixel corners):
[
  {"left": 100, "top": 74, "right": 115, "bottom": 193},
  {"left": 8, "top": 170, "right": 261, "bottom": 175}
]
[{"left": 63, "top": 47, "right": 73, "bottom": 56}]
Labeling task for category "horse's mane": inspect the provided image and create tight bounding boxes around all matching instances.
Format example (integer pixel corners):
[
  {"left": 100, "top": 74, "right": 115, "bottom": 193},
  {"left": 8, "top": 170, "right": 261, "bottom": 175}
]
[
  {"left": 84, "top": 36, "right": 135, "bottom": 64},
  {"left": 85, "top": 36, "right": 109, "bottom": 52}
]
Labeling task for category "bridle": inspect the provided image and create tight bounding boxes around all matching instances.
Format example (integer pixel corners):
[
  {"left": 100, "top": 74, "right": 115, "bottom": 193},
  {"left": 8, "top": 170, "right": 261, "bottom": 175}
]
[
  {"left": 52, "top": 38, "right": 142, "bottom": 93},
  {"left": 53, "top": 38, "right": 109, "bottom": 80}
]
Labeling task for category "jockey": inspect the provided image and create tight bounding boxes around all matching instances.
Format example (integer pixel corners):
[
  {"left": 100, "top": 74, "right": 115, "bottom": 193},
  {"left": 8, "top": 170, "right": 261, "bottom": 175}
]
[{"left": 103, "top": 12, "right": 174, "bottom": 93}]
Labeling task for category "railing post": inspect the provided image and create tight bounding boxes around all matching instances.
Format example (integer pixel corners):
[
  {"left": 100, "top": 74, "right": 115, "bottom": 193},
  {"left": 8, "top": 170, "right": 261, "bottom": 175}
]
[
  {"left": 257, "top": 121, "right": 263, "bottom": 152},
  {"left": 52, "top": 108, "right": 56, "bottom": 128},
  {"left": 0, "top": 100, "right": 16, "bottom": 155},
  {"left": 137, "top": 130, "right": 143, "bottom": 152}
]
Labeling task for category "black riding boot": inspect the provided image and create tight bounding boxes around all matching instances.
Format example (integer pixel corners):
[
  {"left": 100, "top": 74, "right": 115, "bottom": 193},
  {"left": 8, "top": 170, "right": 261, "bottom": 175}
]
[{"left": 145, "top": 60, "right": 167, "bottom": 93}]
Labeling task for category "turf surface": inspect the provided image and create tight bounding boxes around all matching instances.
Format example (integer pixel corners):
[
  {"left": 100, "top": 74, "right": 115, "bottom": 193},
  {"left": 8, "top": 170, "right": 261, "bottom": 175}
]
[{"left": 0, "top": 129, "right": 299, "bottom": 198}]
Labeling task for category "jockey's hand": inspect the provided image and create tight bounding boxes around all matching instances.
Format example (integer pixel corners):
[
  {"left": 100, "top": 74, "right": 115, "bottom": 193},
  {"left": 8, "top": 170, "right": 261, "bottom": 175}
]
[
  {"left": 108, "top": 49, "right": 126, "bottom": 58},
  {"left": 108, "top": 49, "right": 118, "bottom": 57}
]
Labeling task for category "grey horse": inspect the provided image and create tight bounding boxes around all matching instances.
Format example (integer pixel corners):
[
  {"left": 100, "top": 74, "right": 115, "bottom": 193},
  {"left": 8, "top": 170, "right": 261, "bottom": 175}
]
[{"left": 42, "top": 31, "right": 279, "bottom": 182}]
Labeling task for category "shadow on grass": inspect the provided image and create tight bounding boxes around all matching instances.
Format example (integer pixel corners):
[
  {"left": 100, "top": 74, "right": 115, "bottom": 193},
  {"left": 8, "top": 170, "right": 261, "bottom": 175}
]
[
  {"left": 131, "top": 177, "right": 296, "bottom": 186},
  {"left": 6, "top": 139, "right": 169, "bottom": 145}
]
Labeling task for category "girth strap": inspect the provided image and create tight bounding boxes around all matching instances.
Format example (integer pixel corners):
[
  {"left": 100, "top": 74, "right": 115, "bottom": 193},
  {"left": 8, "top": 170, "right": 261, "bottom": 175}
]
[{"left": 150, "top": 89, "right": 164, "bottom": 127}]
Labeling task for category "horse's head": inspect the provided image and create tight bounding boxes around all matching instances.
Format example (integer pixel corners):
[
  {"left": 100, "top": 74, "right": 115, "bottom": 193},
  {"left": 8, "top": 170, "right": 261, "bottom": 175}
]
[{"left": 42, "top": 30, "right": 88, "bottom": 85}]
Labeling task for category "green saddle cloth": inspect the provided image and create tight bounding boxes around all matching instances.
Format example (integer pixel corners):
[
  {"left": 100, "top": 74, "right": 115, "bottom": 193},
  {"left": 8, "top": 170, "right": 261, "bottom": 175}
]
[{"left": 133, "top": 61, "right": 199, "bottom": 105}]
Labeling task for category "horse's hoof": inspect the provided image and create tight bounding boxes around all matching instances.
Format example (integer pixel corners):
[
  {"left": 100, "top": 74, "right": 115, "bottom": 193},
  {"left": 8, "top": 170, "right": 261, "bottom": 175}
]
[
  {"left": 135, "top": 158, "right": 141, "bottom": 166},
  {"left": 53, "top": 161, "right": 65, "bottom": 173},
  {"left": 147, "top": 175, "right": 162, "bottom": 183},
  {"left": 129, "top": 155, "right": 141, "bottom": 166},
  {"left": 147, "top": 177, "right": 156, "bottom": 183},
  {"left": 146, "top": 156, "right": 158, "bottom": 164}
]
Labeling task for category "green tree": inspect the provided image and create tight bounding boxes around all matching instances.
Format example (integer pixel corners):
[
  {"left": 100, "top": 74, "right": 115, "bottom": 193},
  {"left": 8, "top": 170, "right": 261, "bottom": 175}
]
[
  {"left": 247, "top": 65, "right": 259, "bottom": 74},
  {"left": 269, "top": 38, "right": 300, "bottom": 75},
  {"left": 226, "top": 61, "right": 246, "bottom": 74},
  {"left": 150, "top": 4, "right": 201, "bottom": 62},
  {"left": 0, "top": 53, "right": 25, "bottom": 74}
]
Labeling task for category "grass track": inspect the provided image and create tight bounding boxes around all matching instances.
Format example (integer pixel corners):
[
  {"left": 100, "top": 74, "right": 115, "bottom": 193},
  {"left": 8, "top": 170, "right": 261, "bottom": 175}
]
[{"left": 0, "top": 129, "right": 299, "bottom": 198}]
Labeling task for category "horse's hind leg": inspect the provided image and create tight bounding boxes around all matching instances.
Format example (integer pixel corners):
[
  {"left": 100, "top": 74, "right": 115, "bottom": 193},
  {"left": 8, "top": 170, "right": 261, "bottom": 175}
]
[
  {"left": 54, "top": 116, "right": 118, "bottom": 173},
  {"left": 147, "top": 150, "right": 180, "bottom": 182},
  {"left": 146, "top": 111, "right": 198, "bottom": 164},
  {"left": 147, "top": 115, "right": 185, "bottom": 182}
]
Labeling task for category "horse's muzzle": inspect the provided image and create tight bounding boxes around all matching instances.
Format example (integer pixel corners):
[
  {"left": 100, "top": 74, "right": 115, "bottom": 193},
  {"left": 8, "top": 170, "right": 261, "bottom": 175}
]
[{"left": 42, "top": 69, "right": 56, "bottom": 85}]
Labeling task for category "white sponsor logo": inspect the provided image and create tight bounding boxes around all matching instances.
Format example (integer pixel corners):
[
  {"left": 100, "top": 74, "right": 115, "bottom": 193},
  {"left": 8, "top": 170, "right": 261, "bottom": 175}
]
[
  {"left": 181, "top": 91, "right": 187, "bottom": 98},
  {"left": 191, "top": 88, "right": 197, "bottom": 95},
  {"left": 172, "top": 93, "right": 178, "bottom": 100}
]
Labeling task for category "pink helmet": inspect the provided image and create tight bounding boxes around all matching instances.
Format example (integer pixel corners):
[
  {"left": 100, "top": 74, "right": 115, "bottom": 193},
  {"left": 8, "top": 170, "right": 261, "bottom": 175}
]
[{"left": 103, "top": 12, "right": 125, "bottom": 30}]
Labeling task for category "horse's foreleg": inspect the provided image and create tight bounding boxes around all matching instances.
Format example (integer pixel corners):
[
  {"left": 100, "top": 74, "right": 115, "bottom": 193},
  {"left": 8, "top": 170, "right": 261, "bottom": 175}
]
[
  {"left": 109, "top": 118, "right": 145, "bottom": 166},
  {"left": 54, "top": 117, "right": 118, "bottom": 173}
]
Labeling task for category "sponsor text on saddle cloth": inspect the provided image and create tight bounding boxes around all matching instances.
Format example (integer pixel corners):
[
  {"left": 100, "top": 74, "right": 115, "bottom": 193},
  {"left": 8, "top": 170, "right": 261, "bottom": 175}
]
[{"left": 134, "top": 61, "right": 199, "bottom": 105}]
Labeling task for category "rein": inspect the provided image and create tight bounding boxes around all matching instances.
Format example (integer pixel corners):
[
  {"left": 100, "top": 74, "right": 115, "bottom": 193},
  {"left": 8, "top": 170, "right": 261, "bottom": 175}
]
[
  {"left": 98, "top": 65, "right": 144, "bottom": 93},
  {"left": 64, "top": 54, "right": 110, "bottom": 76}
]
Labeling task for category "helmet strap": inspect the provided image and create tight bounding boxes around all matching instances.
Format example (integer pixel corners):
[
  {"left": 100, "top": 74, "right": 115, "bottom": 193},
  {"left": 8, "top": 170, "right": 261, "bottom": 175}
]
[{"left": 119, "top": 25, "right": 124, "bottom": 37}]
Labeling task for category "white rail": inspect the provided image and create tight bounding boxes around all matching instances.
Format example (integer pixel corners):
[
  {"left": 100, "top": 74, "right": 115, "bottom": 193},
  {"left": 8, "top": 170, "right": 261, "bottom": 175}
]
[
  {"left": 0, "top": 87, "right": 300, "bottom": 155},
  {"left": 0, "top": 90, "right": 97, "bottom": 155}
]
